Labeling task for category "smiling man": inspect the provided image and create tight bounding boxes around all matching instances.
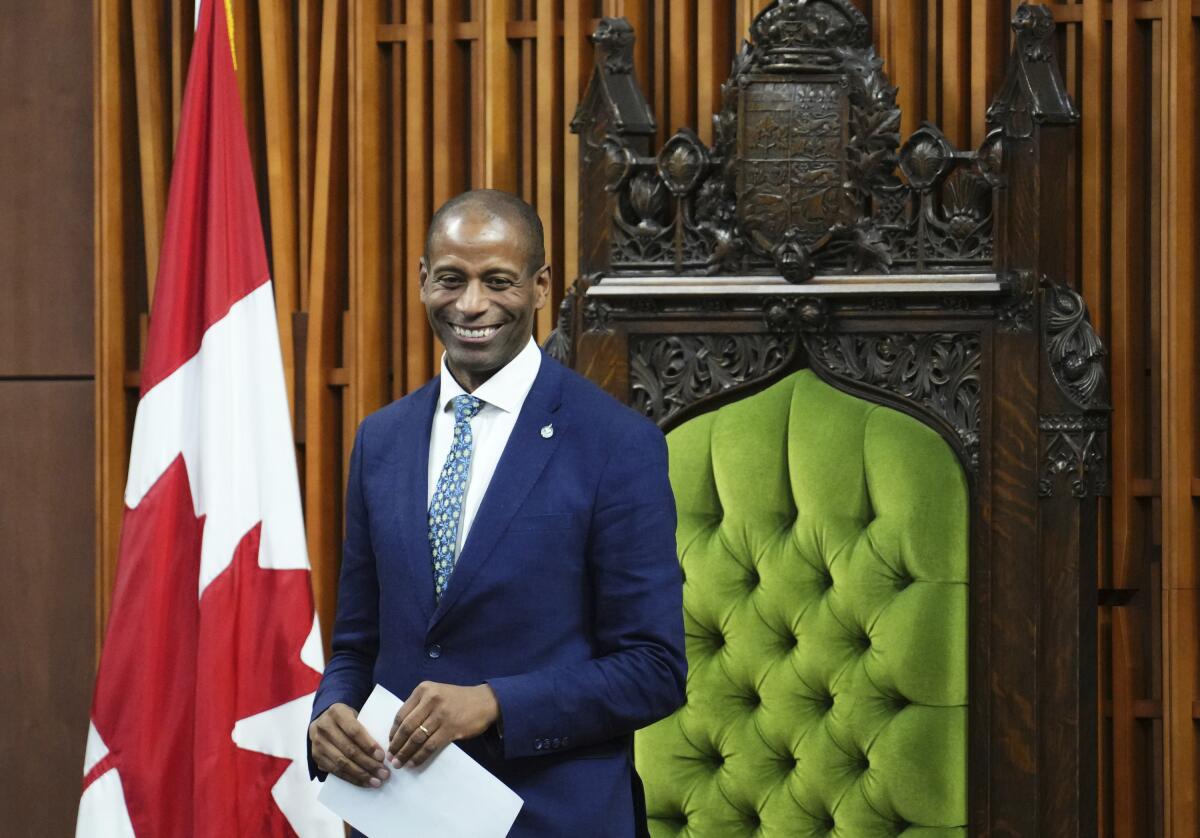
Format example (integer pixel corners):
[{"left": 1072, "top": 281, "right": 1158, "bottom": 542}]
[{"left": 307, "top": 190, "right": 686, "bottom": 837}]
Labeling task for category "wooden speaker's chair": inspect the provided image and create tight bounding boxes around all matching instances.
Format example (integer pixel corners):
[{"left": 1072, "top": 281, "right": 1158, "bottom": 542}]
[{"left": 549, "top": 2, "right": 1106, "bottom": 834}]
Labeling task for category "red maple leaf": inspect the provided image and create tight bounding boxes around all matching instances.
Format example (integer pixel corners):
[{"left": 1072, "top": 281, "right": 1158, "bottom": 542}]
[{"left": 88, "top": 455, "right": 320, "bottom": 836}]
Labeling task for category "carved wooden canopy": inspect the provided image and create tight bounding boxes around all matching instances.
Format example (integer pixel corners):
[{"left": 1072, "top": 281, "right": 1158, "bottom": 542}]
[{"left": 549, "top": 2, "right": 1107, "bottom": 834}]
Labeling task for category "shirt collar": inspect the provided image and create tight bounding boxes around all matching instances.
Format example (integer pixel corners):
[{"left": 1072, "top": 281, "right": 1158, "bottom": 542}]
[{"left": 438, "top": 337, "right": 542, "bottom": 415}]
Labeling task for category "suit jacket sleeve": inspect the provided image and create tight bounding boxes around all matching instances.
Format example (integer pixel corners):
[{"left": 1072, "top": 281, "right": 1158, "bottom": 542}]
[
  {"left": 307, "top": 422, "right": 379, "bottom": 777},
  {"left": 486, "top": 418, "right": 687, "bottom": 759}
]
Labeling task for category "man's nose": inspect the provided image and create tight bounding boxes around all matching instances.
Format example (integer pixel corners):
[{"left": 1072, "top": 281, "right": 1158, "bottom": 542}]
[{"left": 454, "top": 279, "right": 488, "bottom": 318}]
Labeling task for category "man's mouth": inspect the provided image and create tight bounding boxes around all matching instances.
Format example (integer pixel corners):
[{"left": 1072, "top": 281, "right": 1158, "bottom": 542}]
[{"left": 450, "top": 323, "right": 501, "bottom": 341}]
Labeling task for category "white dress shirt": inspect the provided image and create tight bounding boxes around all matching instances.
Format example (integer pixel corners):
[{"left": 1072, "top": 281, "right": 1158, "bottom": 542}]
[{"left": 427, "top": 338, "right": 543, "bottom": 553}]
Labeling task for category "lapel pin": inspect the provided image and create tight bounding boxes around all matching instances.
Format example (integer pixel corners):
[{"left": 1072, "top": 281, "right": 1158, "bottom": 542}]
[{"left": 540, "top": 423, "right": 554, "bottom": 439}]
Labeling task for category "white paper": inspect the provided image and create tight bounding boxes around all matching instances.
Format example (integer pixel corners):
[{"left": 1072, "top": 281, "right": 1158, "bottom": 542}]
[{"left": 317, "top": 685, "right": 523, "bottom": 838}]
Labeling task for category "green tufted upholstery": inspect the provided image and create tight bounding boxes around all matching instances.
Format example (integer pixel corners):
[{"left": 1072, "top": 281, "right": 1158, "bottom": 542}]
[{"left": 637, "top": 370, "right": 969, "bottom": 837}]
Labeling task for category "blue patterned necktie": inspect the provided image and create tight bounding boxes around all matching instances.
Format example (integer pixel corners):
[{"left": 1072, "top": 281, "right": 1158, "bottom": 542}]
[{"left": 429, "top": 394, "right": 483, "bottom": 600}]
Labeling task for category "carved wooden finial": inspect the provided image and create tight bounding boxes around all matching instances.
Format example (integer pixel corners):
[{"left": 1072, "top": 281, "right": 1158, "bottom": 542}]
[
  {"left": 590, "top": 17, "right": 635, "bottom": 75},
  {"left": 987, "top": 3, "right": 1079, "bottom": 136},
  {"left": 570, "top": 17, "right": 655, "bottom": 138}
]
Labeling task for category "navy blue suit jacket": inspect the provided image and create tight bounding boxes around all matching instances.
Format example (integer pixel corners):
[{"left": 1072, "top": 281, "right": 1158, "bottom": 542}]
[{"left": 310, "top": 353, "right": 686, "bottom": 837}]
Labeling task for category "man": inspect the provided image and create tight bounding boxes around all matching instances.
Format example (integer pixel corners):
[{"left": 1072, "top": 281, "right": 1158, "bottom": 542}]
[{"left": 308, "top": 189, "right": 686, "bottom": 836}]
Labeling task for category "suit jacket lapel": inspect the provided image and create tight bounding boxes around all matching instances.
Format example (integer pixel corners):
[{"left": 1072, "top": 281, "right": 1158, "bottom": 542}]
[
  {"left": 394, "top": 380, "right": 439, "bottom": 626},
  {"left": 429, "top": 356, "right": 564, "bottom": 629}
]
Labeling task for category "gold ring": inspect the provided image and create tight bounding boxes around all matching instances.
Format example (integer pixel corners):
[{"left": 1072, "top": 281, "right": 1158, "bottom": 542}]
[{"left": 418, "top": 724, "right": 432, "bottom": 737}]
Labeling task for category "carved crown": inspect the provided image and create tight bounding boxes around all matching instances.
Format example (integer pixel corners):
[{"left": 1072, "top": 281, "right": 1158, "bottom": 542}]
[{"left": 748, "top": 0, "right": 871, "bottom": 71}]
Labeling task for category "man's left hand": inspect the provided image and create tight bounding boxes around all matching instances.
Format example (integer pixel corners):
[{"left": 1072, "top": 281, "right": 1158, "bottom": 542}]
[{"left": 388, "top": 682, "right": 500, "bottom": 767}]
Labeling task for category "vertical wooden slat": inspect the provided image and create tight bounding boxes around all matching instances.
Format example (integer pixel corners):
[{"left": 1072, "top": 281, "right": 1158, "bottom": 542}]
[
  {"left": 667, "top": 0, "right": 695, "bottom": 132},
  {"left": 520, "top": 12, "right": 535, "bottom": 202},
  {"left": 535, "top": 0, "right": 562, "bottom": 338},
  {"left": 471, "top": 8, "right": 487, "bottom": 186},
  {"left": 885, "top": 0, "right": 923, "bottom": 138},
  {"left": 621, "top": 0, "right": 652, "bottom": 96},
  {"left": 1108, "top": 3, "right": 1140, "bottom": 832},
  {"left": 299, "top": 0, "right": 322, "bottom": 310},
  {"left": 95, "top": 0, "right": 133, "bottom": 649},
  {"left": 260, "top": 0, "right": 301, "bottom": 416},
  {"left": 433, "top": 0, "right": 467, "bottom": 205},
  {"left": 305, "top": 0, "right": 345, "bottom": 649},
  {"left": 431, "top": 0, "right": 466, "bottom": 374},
  {"left": 1162, "top": 0, "right": 1198, "bottom": 831},
  {"left": 131, "top": 0, "right": 170, "bottom": 306},
  {"left": 230, "top": 0, "right": 263, "bottom": 159},
  {"left": 941, "top": 0, "right": 968, "bottom": 147},
  {"left": 925, "top": 0, "right": 938, "bottom": 126},
  {"left": 653, "top": 0, "right": 668, "bottom": 145},
  {"left": 404, "top": 0, "right": 432, "bottom": 385},
  {"left": 564, "top": 0, "right": 591, "bottom": 282},
  {"left": 969, "top": 0, "right": 1005, "bottom": 146},
  {"left": 696, "top": 0, "right": 732, "bottom": 147},
  {"left": 388, "top": 0, "right": 405, "bottom": 400},
  {"left": 349, "top": 0, "right": 390, "bottom": 424},
  {"left": 484, "top": 0, "right": 518, "bottom": 192},
  {"left": 1080, "top": 0, "right": 1106, "bottom": 333}
]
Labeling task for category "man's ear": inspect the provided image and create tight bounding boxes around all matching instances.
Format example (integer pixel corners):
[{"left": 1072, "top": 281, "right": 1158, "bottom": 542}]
[
  {"left": 533, "top": 263, "right": 552, "bottom": 310},
  {"left": 418, "top": 257, "right": 429, "bottom": 301}
]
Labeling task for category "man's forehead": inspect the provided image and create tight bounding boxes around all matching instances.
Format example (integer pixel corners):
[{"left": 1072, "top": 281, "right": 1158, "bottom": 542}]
[
  {"left": 427, "top": 207, "right": 535, "bottom": 264},
  {"left": 431, "top": 209, "right": 514, "bottom": 247}
]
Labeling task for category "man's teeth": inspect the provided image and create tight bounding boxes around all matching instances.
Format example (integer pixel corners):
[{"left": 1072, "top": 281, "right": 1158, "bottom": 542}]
[{"left": 452, "top": 325, "right": 498, "bottom": 339}]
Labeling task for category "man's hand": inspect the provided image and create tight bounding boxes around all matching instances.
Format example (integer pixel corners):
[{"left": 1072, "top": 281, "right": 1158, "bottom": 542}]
[
  {"left": 388, "top": 682, "right": 500, "bottom": 768},
  {"left": 309, "top": 703, "right": 390, "bottom": 788}
]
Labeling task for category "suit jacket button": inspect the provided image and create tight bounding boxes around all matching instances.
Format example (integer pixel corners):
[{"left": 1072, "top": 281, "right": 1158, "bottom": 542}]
[
  {"left": 551, "top": 737, "right": 561, "bottom": 749},
  {"left": 534, "top": 739, "right": 544, "bottom": 750},
  {"left": 425, "top": 643, "right": 442, "bottom": 659}
]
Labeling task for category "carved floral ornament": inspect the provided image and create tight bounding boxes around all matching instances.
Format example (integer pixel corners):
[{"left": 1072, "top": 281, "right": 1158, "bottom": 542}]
[
  {"left": 629, "top": 334, "right": 795, "bottom": 426},
  {"left": 1044, "top": 280, "right": 1108, "bottom": 410}
]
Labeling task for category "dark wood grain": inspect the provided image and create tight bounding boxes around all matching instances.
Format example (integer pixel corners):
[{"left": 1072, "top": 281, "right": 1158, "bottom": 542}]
[
  {"left": 0, "top": 1, "right": 95, "bottom": 376},
  {"left": 0, "top": 382, "right": 96, "bottom": 833}
]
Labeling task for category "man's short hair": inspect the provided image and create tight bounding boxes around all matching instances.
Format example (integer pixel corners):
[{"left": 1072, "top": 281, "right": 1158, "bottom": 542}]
[{"left": 424, "top": 189, "right": 546, "bottom": 273}]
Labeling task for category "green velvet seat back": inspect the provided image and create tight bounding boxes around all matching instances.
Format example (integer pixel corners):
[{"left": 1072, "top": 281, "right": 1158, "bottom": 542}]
[{"left": 637, "top": 370, "right": 969, "bottom": 837}]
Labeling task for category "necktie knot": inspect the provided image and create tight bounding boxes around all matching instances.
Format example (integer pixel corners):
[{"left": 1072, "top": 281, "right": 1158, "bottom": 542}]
[{"left": 452, "top": 394, "right": 482, "bottom": 423}]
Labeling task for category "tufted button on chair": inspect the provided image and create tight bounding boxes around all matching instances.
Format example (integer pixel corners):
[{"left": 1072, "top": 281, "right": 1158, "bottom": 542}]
[{"left": 636, "top": 370, "right": 968, "bottom": 836}]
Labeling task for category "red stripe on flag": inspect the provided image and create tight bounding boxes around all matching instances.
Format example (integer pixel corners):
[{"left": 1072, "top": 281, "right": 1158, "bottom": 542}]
[
  {"left": 139, "top": 0, "right": 270, "bottom": 396},
  {"left": 81, "top": 754, "right": 116, "bottom": 794}
]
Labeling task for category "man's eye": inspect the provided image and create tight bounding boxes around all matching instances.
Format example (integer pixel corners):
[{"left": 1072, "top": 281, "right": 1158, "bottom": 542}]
[
  {"left": 486, "top": 278, "right": 514, "bottom": 289},
  {"left": 435, "top": 275, "right": 463, "bottom": 286}
]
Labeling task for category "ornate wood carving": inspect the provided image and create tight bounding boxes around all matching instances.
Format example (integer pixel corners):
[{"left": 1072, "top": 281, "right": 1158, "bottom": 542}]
[
  {"left": 1039, "top": 414, "right": 1109, "bottom": 498},
  {"left": 543, "top": 282, "right": 579, "bottom": 364},
  {"left": 629, "top": 333, "right": 795, "bottom": 425},
  {"left": 998, "top": 269, "right": 1037, "bottom": 332},
  {"left": 575, "top": 0, "right": 1007, "bottom": 280},
  {"left": 1043, "top": 280, "right": 1108, "bottom": 410},
  {"left": 762, "top": 296, "right": 830, "bottom": 333},
  {"left": 804, "top": 331, "right": 983, "bottom": 468}
]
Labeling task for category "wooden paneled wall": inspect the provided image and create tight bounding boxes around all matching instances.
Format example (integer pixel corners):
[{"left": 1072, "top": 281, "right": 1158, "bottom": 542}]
[
  {"left": 94, "top": 0, "right": 1200, "bottom": 832},
  {"left": 2, "top": 3, "right": 97, "bottom": 833}
]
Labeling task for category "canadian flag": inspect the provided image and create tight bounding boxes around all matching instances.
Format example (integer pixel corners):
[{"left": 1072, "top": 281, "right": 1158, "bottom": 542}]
[{"left": 76, "top": 1, "right": 341, "bottom": 835}]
